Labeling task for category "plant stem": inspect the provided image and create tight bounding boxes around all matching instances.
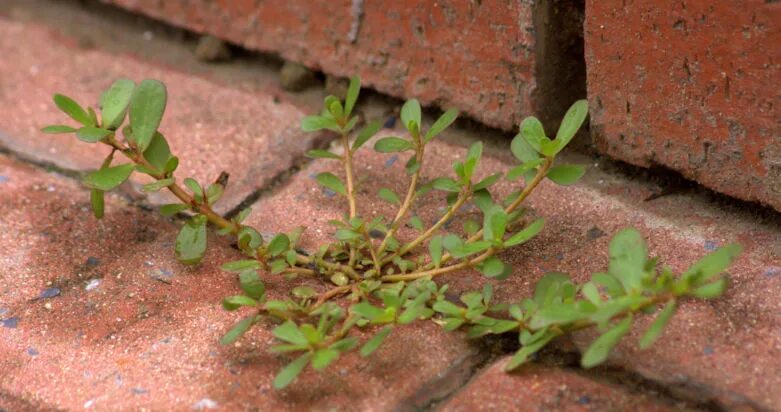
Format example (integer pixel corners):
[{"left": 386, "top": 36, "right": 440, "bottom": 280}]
[
  {"left": 427, "top": 157, "right": 553, "bottom": 270},
  {"left": 381, "top": 247, "right": 495, "bottom": 281},
  {"left": 384, "top": 189, "right": 471, "bottom": 265},
  {"left": 376, "top": 145, "right": 424, "bottom": 257}
]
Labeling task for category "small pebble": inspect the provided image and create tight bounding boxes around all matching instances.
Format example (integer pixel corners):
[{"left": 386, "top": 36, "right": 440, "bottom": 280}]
[
  {"left": 703, "top": 346, "right": 714, "bottom": 355},
  {"left": 27, "top": 347, "right": 39, "bottom": 356},
  {"left": 39, "top": 287, "right": 60, "bottom": 299},
  {"left": 85, "top": 279, "right": 101, "bottom": 291},
  {"left": 577, "top": 395, "right": 591, "bottom": 405},
  {"left": 383, "top": 116, "right": 396, "bottom": 129},
  {"left": 0, "top": 175, "right": 8, "bottom": 183},
  {"left": 192, "top": 398, "right": 218, "bottom": 410},
  {"left": 44, "top": 302, "right": 52, "bottom": 310},
  {"left": 322, "top": 188, "right": 337, "bottom": 198},
  {"left": 2, "top": 317, "right": 19, "bottom": 328},
  {"left": 764, "top": 266, "right": 780, "bottom": 278},
  {"left": 704, "top": 240, "right": 718, "bottom": 251},
  {"left": 586, "top": 226, "right": 606, "bottom": 240},
  {"left": 132, "top": 388, "right": 149, "bottom": 395},
  {"left": 86, "top": 256, "right": 100, "bottom": 267},
  {"left": 385, "top": 155, "right": 398, "bottom": 167}
]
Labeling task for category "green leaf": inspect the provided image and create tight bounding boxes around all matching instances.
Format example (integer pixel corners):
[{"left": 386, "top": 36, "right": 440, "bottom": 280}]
[
  {"left": 483, "top": 207, "right": 507, "bottom": 242},
  {"left": 608, "top": 228, "right": 648, "bottom": 293},
  {"left": 547, "top": 164, "right": 585, "bottom": 185},
  {"left": 273, "top": 320, "right": 308, "bottom": 345},
  {"left": 581, "top": 315, "right": 633, "bottom": 368},
  {"left": 592, "top": 272, "right": 625, "bottom": 297},
  {"left": 206, "top": 183, "right": 224, "bottom": 205},
  {"left": 175, "top": 215, "right": 207, "bottom": 265},
  {"left": 335, "top": 229, "right": 361, "bottom": 241},
  {"left": 301, "top": 115, "right": 340, "bottom": 132},
  {"left": 305, "top": 149, "right": 341, "bottom": 159},
  {"left": 581, "top": 282, "right": 602, "bottom": 305},
  {"left": 83, "top": 163, "right": 135, "bottom": 191},
  {"left": 431, "top": 177, "right": 461, "bottom": 192},
  {"left": 75, "top": 127, "right": 111, "bottom": 143},
  {"left": 682, "top": 244, "right": 742, "bottom": 284},
  {"left": 554, "top": 99, "right": 589, "bottom": 153},
  {"left": 360, "top": 326, "right": 392, "bottom": 357},
  {"left": 400, "top": 99, "right": 421, "bottom": 134},
  {"left": 315, "top": 172, "right": 346, "bottom": 195},
  {"left": 449, "top": 240, "right": 492, "bottom": 258},
  {"left": 474, "top": 173, "right": 501, "bottom": 191},
  {"left": 53, "top": 94, "right": 93, "bottom": 126},
  {"left": 374, "top": 137, "right": 413, "bottom": 153},
  {"left": 511, "top": 132, "right": 540, "bottom": 163},
  {"left": 432, "top": 300, "right": 463, "bottom": 316},
  {"left": 378, "top": 188, "right": 400, "bottom": 205},
  {"left": 141, "top": 177, "right": 175, "bottom": 192},
  {"left": 329, "top": 337, "right": 359, "bottom": 353},
  {"left": 312, "top": 348, "right": 340, "bottom": 371},
  {"left": 690, "top": 278, "right": 728, "bottom": 299},
  {"left": 160, "top": 203, "right": 188, "bottom": 216},
  {"left": 344, "top": 76, "right": 360, "bottom": 117},
  {"left": 464, "top": 142, "right": 483, "bottom": 178},
  {"left": 222, "top": 295, "right": 258, "bottom": 311},
  {"left": 504, "top": 218, "right": 545, "bottom": 247},
  {"left": 273, "top": 353, "right": 312, "bottom": 389},
  {"left": 505, "top": 333, "right": 556, "bottom": 371},
  {"left": 221, "top": 260, "right": 262, "bottom": 272},
  {"left": 409, "top": 216, "right": 424, "bottom": 231},
  {"left": 267, "top": 234, "right": 290, "bottom": 256},
  {"left": 143, "top": 132, "right": 172, "bottom": 174},
  {"left": 506, "top": 159, "right": 544, "bottom": 181},
  {"left": 519, "top": 116, "right": 549, "bottom": 155},
  {"left": 220, "top": 316, "right": 255, "bottom": 345},
  {"left": 239, "top": 270, "right": 265, "bottom": 300},
  {"left": 41, "top": 125, "right": 77, "bottom": 134},
  {"left": 352, "top": 120, "right": 382, "bottom": 151},
  {"left": 183, "top": 178, "right": 203, "bottom": 198},
  {"left": 424, "top": 108, "right": 458, "bottom": 142},
  {"left": 639, "top": 301, "right": 676, "bottom": 349},
  {"left": 100, "top": 78, "right": 135, "bottom": 129},
  {"left": 429, "top": 235, "right": 443, "bottom": 267},
  {"left": 529, "top": 303, "right": 584, "bottom": 329},
  {"left": 129, "top": 79, "right": 167, "bottom": 151},
  {"left": 90, "top": 189, "right": 104, "bottom": 219},
  {"left": 533, "top": 272, "right": 572, "bottom": 306},
  {"left": 478, "top": 256, "right": 512, "bottom": 280}
]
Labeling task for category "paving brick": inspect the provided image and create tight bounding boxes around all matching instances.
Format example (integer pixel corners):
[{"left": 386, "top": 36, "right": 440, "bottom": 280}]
[
  {"left": 0, "top": 18, "right": 321, "bottom": 214},
  {"left": 0, "top": 154, "right": 479, "bottom": 410},
  {"left": 585, "top": 1, "right": 781, "bottom": 211},
  {"left": 440, "top": 359, "right": 682, "bottom": 411},
  {"left": 107, "top": 0, "right": 586, "bottom": 132},
  {"left": 246, "top": 134, "right": 781, "bottom": 410}
]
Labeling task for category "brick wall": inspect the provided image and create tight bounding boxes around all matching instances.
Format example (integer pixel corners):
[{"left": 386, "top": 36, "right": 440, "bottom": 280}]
[{"left": 108, "top": 0, "right": 779, "bottom": 211}]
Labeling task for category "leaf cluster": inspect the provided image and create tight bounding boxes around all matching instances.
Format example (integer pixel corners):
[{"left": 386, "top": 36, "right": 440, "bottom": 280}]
[{"left": 43, "top": 76, "right": 740, "bottom": 389}]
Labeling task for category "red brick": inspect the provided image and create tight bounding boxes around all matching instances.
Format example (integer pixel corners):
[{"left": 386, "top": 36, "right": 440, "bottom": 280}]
[
  {"left": 0, "top": 19, "right": 321, "bottom": 214},
  {"left": 107, "top": 0, "right": 586, "bottom": 132},
  {"left": 585, "top": 1, "right": 781, "bottom": 211},
  {"left": 247, "top": 134, "right": 781, "bottom": 410},
  {"left": 0, "top": 154, "right": 479, "bottom": 410},
  {"left": 440, "top": 359, "right": 681, "bottom": 411}
]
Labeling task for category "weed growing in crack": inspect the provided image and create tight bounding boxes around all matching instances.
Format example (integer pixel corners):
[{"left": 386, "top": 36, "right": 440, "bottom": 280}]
[{"left": 43, "top": 77, "right": 741, "bottom": 389}]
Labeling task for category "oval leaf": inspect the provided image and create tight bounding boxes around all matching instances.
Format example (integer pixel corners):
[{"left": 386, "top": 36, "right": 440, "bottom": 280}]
[
  {"left": 129, "top": 79, "right": 167, "bottom": 151},
  {"left": 83, "top": 163, "right": 135, "bottom": 191},
  {"left": 547, "top": 164, "right": 585, "bottom": 186},
  {"left": 100, "top": 78, "right": 136, "bottom": 129}
]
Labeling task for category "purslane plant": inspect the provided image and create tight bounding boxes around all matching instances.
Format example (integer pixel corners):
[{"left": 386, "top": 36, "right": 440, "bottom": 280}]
[{"left": 43, "top": 77, "right": 741, "bottom": 389}]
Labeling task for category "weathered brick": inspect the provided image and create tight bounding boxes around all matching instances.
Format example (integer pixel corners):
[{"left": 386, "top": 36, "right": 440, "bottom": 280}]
[
  {"left": 440, "top": 359, "right": 682, "bottom": 411},
  {"left": 0, "top": 19, "right": 321, "bottom": 213},
  {"left": 107, "top": 0, "right": 586, "bottom": 132},
  {"left": 585, "top": 0, "right": 781, "bottom": 210}
]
